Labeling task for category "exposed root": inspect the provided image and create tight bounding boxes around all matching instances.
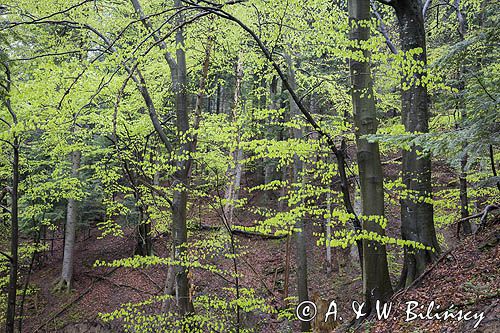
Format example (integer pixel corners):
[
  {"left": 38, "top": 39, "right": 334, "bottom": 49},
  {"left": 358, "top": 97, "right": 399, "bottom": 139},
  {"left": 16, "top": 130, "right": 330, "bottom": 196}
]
[{"left": 52, "top": 278, "right": 71, "bottom": 294}]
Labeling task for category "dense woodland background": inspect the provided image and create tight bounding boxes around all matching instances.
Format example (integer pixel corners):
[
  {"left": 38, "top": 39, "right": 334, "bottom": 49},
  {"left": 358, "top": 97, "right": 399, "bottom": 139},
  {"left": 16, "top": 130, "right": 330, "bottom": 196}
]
[{"left": 0, "top": 0, "right": 498, "bottom": 332}]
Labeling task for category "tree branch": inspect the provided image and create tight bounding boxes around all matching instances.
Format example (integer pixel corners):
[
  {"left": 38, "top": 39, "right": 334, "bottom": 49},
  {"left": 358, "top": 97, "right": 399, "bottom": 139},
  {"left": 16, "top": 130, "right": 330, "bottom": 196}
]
[
  {"left": 422, "top": 0, "right": 432, "bottom": 19},
  {"left": 371, "top": 2, "right": 398, "bottom": 54},
  {"left": 7, "top": 49, "right": 110, "bottom": 62},
  {"left": 375, "top": 0, "right": 394, "bottom": 6},
  {"left": 1, "top": 0, "right": 93, "bottom": 31},
  {"left": 0, "top": 250, "right": 12, "bottom": 262},
  {"left": 180, "top": 1, "right": 363, "bottom": 239}
]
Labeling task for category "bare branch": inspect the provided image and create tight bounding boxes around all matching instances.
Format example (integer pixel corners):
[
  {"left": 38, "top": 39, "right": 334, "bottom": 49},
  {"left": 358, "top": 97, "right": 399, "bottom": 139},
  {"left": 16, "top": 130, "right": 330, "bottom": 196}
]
[
  {"left": 371, "top": 2, "right": 398, "bottom": 54},
  {"left": 130, "top": 0, "right": 177, "bottom": 74},
  {"left": 0, "top": 250, "right": 12, "bottom": 262},
  {"left": 422, "top": 0, "right": 432, "bottom": 19},
  {"left": 7, "top": 49, "right": 110, "bottom": 62},
  {"left": 1, "top": 62, "right": 17, "bottom": 124},
  {"left": 375, "top": 0, "right": 394, "bottom": 6},
  {"left": 136, "top": 178, "right": 173, "bottom": 206},
  {"left": 0, "top": 204, "right": 11, "bottom": 214},
  {"left": 0, "top": 117, "right": 11, "bottom": 128},
  {"left": 0, "top": 138, "right": 15, "bottom": 149},
  {"left": 1, "top": 0, "right": 93, "bottom": 31}
]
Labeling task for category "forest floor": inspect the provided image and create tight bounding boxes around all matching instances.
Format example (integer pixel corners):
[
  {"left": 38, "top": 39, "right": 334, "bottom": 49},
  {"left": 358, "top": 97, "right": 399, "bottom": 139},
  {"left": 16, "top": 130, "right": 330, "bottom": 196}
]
[
  {"left": 20, "top": 162, "right": 499, "bottom": 333},
  {"left": 368, "top": 215, "right": 499, "bottom": 333}
]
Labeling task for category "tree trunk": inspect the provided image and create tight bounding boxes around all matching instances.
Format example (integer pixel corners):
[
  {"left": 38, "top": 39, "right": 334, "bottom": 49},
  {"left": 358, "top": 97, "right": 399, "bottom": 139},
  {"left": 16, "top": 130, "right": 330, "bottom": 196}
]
[
  {"left": 216, "top": 82, "right": 222, "bottom": 114},
  {"left": 348, "top": 0, "right": 393, "bottom": 313},
  {"left": 170, "top": 0, "right": 192, "bottom": 315},
  {"left": 224, "top": 148, "right": 243, "bottom": 226},
  {"left": 167, "top": 0, "right": 194, "bottom": 315},
  {"left": 224, "top": 56, "right": 244, "bottom": 226},
  {"left": 285, "top": 53, "right": 310, "bottom": 332},
  {"left": 5, "top": 138, "right": 19, "bottom": 333},
  {"left": 392, "top": 0, "right": 440, "bottom": 288},
  {"left": 456, "top": 3, "right": 472, "bottom": 234},
  {"left": 131, "top": 0, "right": 193, "bottom": 314},
  {"left": 59, "top": 150, "right": 81, "bottom": 291},
  {"left": 325, "top": 189, "right": 333, "bottom": 274},
  {"left": 135, "top": 206, "right": 153, "bottom": 256},
  {"left": 459, "top": 152, "right": 472, "bottom": 233}
]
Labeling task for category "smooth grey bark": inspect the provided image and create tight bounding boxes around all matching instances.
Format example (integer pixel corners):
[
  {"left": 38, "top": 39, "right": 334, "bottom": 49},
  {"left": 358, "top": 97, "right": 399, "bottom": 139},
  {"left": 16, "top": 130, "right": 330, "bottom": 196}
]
[
  {"left": 285, "top": 53, "right": 310, "bottom": 332},
  {"left": 170, "top": 0, "right": 192, "bottom": 315},
  {"left": 456, "top": 1, "right": 471, "bottom": 234},
  {"left": 130, "top": 0, "right": 192, "bottom": 314},
  {"left": 457, "top": 68, "right": 471, "bottom": 234},
  {"left": 325, "top": 189, "right": 333, "bottom": 274},
  {"left": 391, "top": 0, "right": 440, "bottom": 287},
  {"left": 130, "top": 0, "right": 173, "bottom": 152},
  {"left": 348, "top": 0, "right": 393, "bottom": 313},
  {"left": 459, "top": 153, "right": 472, "bottom": 233},
  {"left": 224, "top": 148, "right": 243, "bottom": 226},
  {"left": 224, "top": 56, "right": 244, "bottom": 226},
  {"left": 58, "top": 150, "right": 81, "bottom": 292},
  {"left": 5, "top": 139, "right": 18, "bottom": 333},
  {"left": 422, "top": 0, "right": 432, "bottom": 19},
  {"left": 2, "top": 62, "right": 19, "bottom": 333}
]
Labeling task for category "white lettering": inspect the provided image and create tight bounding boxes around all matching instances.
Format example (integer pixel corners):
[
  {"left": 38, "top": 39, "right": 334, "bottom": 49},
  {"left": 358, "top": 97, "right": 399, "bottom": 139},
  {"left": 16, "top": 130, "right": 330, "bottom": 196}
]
[
  {"left": 375, "top": 300, "right": 392, "bottom": 320},
  {"left": 405, "top": 301, "right": 419, "bottom": 322},
  {"left": 324, "top": 300, "right": 337, "bottom": 322}
]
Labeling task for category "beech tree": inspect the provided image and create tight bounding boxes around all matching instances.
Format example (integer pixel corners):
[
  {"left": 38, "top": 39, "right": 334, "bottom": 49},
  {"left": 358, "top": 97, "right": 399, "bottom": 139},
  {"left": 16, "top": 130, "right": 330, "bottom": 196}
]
[
  {"left": 1, "top": 1, "right": 498, "bottom": 332},
  {"left": 349, "top": 0, "right": 393, "bottom": 312},
  {"left": 375, "top": 0, "right": 441, "bottom": 287}
]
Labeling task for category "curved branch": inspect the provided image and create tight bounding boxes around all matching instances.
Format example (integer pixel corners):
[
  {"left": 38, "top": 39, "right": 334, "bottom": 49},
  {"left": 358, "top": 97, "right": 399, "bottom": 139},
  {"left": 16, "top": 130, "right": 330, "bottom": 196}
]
[
  {"left": 1, "top": 0, "right": 93, "bottom": 31},
  {"left": 180, "top": 1, "right": 362, "bottom": 234},
  {"left": 371, "top": 1, "right": 398, "bottom": 54}
]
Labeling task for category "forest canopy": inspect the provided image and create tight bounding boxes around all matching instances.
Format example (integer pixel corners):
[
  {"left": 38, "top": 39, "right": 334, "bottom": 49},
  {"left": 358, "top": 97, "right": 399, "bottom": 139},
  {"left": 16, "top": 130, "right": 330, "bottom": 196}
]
[{"left": 0, "top": 0, "right": 498, "bottom": 332}]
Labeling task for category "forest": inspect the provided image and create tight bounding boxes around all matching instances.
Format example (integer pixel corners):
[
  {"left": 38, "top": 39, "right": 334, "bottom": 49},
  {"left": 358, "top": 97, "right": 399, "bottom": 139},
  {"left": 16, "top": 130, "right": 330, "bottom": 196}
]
[{"left": 0, "top": 0, "right": 499, "bottom": 332}]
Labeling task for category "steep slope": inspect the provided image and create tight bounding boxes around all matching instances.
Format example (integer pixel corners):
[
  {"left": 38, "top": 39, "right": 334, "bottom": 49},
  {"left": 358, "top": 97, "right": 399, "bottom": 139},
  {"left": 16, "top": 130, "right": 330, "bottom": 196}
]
[{"left": 369, "top": 213, "right": 499, "bottom": 333}]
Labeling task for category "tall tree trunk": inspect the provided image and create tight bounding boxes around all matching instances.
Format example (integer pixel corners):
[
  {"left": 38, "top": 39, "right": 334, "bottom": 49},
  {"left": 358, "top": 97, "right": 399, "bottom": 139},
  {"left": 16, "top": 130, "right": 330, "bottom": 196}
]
[
  {"left": 456, "top": 2, "right": 472, "bottom": 234},
  {"left": 3, "top": 62, "right": 19, "bottom": 333},
  {"left": 325, "top": 189, "right": 333, "bottom": 274},
  {"left": 458, "top": 68, "right": 471, "bottom": 234},
  {"left": 170, "top": 0, "right": 192, "bottom": 315},
  {"left": 285, "top": 53, "right": 310, "bottom": 332},
  {"left": 59, "top": 150, "right": 81, "bottom": 291},
  {"left": 348, "top": 0, "right": 393, "bottom": 313},
  {"left": 459, "top": 153, "right": 471, "bottom": 233},
  {"left": 391, "top": 0, "right": 440, "bottom": 287},
  {"left": 5, "top": 138, "right": 19, "bottom": 333},
  {"left": 224, "top": 56, "right": 244, "bottom": 226},
  {"left": 131, "top": 0, "right": 193, "bottom": 314},
  {"left": 224, "top": 149, "right": 243, "bottom": 225}
]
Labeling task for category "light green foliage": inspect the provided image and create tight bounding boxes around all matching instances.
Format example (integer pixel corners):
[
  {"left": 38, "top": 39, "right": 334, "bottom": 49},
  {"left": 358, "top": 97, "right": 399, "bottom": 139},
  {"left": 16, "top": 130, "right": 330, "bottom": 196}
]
[
  {"left": 1, "top": 0, "right": 498, "bottom": 331},
  {"left": 100, "top": 288, "right": 273, "bottom": 332}
]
